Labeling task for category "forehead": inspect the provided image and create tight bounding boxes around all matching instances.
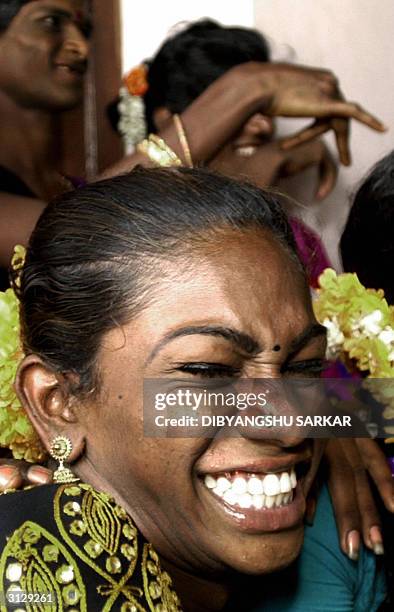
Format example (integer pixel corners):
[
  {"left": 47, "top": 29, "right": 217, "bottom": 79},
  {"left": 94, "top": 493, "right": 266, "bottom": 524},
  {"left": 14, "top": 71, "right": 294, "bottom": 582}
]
[
  {"left": 106, "top": 228, "right": 313, "bottom": 356},
  {"left": 12, "top": 0, "right": 87, "bottom": 21}
]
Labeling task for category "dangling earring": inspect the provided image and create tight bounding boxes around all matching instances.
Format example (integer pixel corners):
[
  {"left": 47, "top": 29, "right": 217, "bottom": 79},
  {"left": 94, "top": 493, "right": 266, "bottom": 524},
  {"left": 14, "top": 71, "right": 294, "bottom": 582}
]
[{"left": 50, "top": 436, "right": 80, "bottom": 484}]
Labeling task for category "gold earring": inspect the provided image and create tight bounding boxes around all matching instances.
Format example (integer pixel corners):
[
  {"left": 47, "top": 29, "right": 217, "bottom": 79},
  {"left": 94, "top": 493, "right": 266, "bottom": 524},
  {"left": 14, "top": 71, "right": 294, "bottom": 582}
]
[{"left": 50, "top": 436, "right": 80, "bottom": 484}]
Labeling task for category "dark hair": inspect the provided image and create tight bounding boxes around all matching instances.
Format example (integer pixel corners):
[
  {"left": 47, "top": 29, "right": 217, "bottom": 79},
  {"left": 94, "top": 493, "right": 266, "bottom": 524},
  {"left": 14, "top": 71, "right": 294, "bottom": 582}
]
[
  {"left": 0, "top": 0, "right": 33, "bottom": 32},
  {"left": 144, "top": 19, "right": 270, "bottom": 132},
  {"left": 18, "top": 168, "right": 301, "bottom": 395},
  {"left": 340, "top": 150, "right": 394, "bottom": 303},
  {"left": 107, "top": 19, "right": 270, "bottom": 133}
]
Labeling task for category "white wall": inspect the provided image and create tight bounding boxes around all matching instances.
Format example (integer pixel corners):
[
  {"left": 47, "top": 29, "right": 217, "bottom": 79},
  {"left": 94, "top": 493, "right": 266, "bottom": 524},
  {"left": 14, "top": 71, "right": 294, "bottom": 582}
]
[
  {"left": 121, "top": 0, "right": 254, "bottom": 73},
  {"left": 254, "top": 0, "right": 394, "bottom": 268}
]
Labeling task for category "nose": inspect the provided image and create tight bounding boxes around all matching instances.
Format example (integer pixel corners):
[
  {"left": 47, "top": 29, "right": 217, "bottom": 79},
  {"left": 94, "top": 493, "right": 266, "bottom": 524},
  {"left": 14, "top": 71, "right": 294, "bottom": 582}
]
[
  {"left": 64, "top": 23, "right": 90, "bottom": 60},
  {"left": 235, "top": 378, "right": 308, "bottom": 448}
]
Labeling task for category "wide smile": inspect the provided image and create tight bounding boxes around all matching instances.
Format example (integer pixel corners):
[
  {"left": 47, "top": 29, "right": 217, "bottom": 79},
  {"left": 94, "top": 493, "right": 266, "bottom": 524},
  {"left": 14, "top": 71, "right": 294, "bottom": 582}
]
[{"left": 198, "top": 460, "right": 311, "bottom": 533}]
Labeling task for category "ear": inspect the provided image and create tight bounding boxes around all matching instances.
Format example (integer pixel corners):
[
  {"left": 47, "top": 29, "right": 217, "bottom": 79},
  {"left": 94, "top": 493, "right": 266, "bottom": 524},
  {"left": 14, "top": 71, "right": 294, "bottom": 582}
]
[
  {"left": 15, "top": 355, "right": 85, "bottom": 460},
  {"left": 152, "top": 106, "right": 172, "bottom": 131}
]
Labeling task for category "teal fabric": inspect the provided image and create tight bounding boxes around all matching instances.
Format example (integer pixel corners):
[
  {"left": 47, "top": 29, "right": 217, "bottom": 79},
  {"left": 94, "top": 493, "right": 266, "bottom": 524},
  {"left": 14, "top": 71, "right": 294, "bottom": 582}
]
[{"left": 254, "top": 485, "right": 387, "bottom": 611}]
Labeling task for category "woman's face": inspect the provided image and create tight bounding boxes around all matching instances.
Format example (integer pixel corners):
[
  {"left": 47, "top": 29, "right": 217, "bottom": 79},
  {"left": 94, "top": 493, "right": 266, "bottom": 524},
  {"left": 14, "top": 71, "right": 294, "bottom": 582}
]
[
  {"left": 76, "top": 228, "right": 326, "bottom": 577},
  {"left": 0, "top": 0, "right": 90, "bottom": 110}
]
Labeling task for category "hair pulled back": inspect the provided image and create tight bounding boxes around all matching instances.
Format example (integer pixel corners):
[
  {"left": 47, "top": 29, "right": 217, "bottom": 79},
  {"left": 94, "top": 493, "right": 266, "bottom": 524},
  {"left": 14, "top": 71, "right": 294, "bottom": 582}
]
[
  {"left": 144, "top": 19, "right": 270, "bottom": 132},
  {"left": 18, "top": 167, "right": 300, "bottom": 395},
  {"left": 0, "top": 0, "right": 33, "bottom": 32}
]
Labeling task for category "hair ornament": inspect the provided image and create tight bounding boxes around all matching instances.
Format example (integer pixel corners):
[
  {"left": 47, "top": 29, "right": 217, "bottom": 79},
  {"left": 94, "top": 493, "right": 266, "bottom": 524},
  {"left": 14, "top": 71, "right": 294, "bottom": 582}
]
[{"left": 118, "top": 64, "right": 148, "bottom": 149}]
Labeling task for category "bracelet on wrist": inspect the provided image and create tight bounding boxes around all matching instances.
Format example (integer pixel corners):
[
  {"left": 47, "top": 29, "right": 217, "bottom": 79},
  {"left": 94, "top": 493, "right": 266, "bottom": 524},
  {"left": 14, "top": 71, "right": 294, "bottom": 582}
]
[{"left": 137, "top": 134, "right": 182, "bottom": 167}]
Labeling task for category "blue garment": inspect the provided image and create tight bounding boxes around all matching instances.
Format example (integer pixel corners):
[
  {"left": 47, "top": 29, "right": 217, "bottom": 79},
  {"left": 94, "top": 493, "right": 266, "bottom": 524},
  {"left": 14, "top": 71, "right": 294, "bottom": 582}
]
[{"left": 254, "top": 485, "right": 387, "bottom": 611}]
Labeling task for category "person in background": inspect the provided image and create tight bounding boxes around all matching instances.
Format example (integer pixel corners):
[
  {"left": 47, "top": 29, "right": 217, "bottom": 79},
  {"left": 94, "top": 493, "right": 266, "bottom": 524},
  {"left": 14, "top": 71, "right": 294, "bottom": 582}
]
[
  {"left": 112, "top": 19, "right": 372, "bottom": 286},
  {"left": 340, "top": 150, "right": 394, "bottom": 607},
  {"left": 0, "top": 4, "right": 385, "bottom": 287},
  {"left": 341, "top": 150, "right": 394, "bottom": 304}
]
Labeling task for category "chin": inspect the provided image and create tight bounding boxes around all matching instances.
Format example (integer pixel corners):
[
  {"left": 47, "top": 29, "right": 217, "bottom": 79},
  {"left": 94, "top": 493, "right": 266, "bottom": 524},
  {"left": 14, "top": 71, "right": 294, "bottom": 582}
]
[{"left": 220, "top": 526, "right": 304, "bottom": 576}]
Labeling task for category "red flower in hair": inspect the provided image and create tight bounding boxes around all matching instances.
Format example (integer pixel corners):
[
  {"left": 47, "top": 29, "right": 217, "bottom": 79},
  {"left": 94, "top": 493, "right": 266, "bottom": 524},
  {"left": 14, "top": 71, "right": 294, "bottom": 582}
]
[{"left": 124, "top": 64, "right": 148, "bottom": 96}]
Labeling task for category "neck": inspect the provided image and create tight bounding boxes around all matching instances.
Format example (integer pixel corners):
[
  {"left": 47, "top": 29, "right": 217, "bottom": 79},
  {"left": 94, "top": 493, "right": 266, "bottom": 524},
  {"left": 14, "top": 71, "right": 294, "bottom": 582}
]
[
  {"left": 0, "top": 92, "right": 60, "bottom": 177},
  {"left": 75, "top": 458, "right": 232, "bottom": 611}
]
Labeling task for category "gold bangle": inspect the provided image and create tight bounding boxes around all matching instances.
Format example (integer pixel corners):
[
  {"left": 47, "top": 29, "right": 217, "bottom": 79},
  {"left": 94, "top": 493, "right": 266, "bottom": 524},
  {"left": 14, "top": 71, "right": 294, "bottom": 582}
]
[
  {"left": 173, "top": 114, "right": 193, "bottom": 168},
  {"left": 137, "top": 134, "right": 182, "bottom": 167}
]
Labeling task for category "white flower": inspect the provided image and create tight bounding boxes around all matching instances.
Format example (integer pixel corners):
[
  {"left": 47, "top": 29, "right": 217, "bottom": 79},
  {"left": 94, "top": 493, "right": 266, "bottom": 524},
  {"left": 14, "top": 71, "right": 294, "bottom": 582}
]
[
  {"left": 378, "top": 327, "right": 394, "bottom": 345},
  {"left": 357, "top": 309, "right": 383, "bottom": 336},
  {"left": 117, "top": 87, "right": 147, "bottom": 148},
  {"left": 322, "top": 317, "right": 344, "bottom": 359}
]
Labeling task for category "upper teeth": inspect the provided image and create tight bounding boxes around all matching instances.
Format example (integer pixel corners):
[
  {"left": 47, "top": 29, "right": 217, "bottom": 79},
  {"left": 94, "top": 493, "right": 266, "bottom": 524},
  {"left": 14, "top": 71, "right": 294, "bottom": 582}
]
[{"left": 204, "top": 468, "right": 297, "bottom": 510}]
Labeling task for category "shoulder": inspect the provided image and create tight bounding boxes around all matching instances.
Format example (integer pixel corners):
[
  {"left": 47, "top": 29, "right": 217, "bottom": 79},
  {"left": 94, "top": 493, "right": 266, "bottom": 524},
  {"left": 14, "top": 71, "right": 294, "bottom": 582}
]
[{"left": 0, "top": 483, "right": 182, "bottom": 610}]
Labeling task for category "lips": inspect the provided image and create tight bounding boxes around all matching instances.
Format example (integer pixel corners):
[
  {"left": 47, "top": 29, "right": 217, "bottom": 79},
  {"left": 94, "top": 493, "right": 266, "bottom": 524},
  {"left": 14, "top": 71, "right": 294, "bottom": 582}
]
[
  {"left": 198, "top": 458, "right": 312, "bottom": 533},
  {"left": 55, "top": 61, "right": 87, "bottom": 77}
]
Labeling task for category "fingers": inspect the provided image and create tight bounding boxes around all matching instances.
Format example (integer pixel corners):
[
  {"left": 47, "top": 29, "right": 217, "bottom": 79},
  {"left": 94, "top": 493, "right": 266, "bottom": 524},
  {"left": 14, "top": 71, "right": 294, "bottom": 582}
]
[
  {"left": 0, "top": 463, "right": 23, "bottom": 491},
  {"left": 355, "top": 438, "right": 394, "bottom": 513},
  {"left": 27, "top": 465, "right": 53, "bottom": 485},
  {"left": 323, "top": 99, "right": 386, "bottom": 132},
  {"left": 0, "top": 460, "right": 52, "bottom": 491},
  {"left": 332, "top": 118, "right": 351, "bottom": 166},
  {"left": 339, "top": 439, "right": 384, "bottom": 555},
  {"left": 324, "top": 439, "right": 362, "bottom": 559},
  {"left": 280, "top": 120, "right": 331, "bottom": 150},
  {"left": 316, "top": 144, "right": 338, "bottom": 200}
]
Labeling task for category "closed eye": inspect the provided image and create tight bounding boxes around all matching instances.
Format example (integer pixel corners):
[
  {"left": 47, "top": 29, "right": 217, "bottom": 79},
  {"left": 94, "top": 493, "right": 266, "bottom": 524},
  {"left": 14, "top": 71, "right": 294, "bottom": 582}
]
[
  {"left": 282, "top": 358, "right": 326, "bottom": 377},
  {"left": 176, "top": 363, "right": 241, "bottom": 378}
]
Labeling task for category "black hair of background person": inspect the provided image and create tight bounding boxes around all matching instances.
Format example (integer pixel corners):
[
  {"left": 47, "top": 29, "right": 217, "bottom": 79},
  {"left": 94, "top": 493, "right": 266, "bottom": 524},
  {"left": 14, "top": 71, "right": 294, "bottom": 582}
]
[
  {"left": 341, "top": 150, "right": 394, "bottom": 609},
  {"left": 340, "top": 150, "right": 394, "bottom": 304},
  {"left": 0, "top": 0, "right": 32, "bottom": 31},
  {"left": 107, "top": 19, "right": 270, "bottom": 132}
]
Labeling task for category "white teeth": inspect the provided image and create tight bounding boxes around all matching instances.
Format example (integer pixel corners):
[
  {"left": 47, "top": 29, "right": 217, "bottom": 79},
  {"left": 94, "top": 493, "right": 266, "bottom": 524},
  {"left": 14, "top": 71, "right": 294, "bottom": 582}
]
[
  {"left": 247, "top": 476, "right": 264, "bottom": 495},
  {"left": 280, "top": 472, "right": 292, "bottom": 493},
  {"left": 223, "top": 489, "right": 237, "bottom": 506},
  {"left": 252, "top": 494, "right": 265, "bottom": 509},
  {"left": 265, "top": 495, "right": 275, "bottom": 508},
  {"left": 232, "top": 477, "right": 248, "bottom": 495},
  {"left": 216, "top": 476, "right": 231, "bottom": 493},
  {"left": 204, "top": 469, "right": 296, "bottom": 510},
  {"left": 204, "top": 475, "right": 217, "bottom": 489},
  {"left": 238, "top": 493, "right": 253, "bottom": 509},
  {"left": 275, "top": 493, "right": 283, "bottom": 507},
  {"left": 263, "top": 473, "right": 281, "bottom": 496}
]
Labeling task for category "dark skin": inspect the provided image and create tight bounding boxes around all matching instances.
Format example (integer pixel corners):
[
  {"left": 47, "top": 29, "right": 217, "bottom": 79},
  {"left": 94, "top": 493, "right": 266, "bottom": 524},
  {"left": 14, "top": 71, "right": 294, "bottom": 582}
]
[
  {"left": 0, "top": 2, "right": 385, "bottom": 267},
  {"left": 16, "top": 229, "right": 326, "bottom": 611},
  {"left": 0, "top": 3, "right": 392, "bottom": 562}
]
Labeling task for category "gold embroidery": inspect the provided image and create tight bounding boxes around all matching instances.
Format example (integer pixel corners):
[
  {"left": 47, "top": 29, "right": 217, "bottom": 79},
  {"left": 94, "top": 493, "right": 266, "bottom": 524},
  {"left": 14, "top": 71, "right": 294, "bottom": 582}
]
[
  {"left": 0, "top": 485, "right": 183, "bottom": 611},
  {"left": 0, "top": 520, "right": 87, "bottom": 612},
  {"left": 142, "top": 544, "right": 182, "bottom": 612}
]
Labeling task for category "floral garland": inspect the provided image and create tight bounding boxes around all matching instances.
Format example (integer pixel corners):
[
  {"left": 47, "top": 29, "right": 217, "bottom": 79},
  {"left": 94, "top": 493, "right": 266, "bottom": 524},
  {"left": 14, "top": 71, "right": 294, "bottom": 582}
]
[
  {"left": 314, "top": 268, "right": 394, "bottom": 442},
  {"left": 117, "top": 64, "right": 148, "bottom": 148},
  {"left": 0, "top": 281, "right": 46, "bottom": 462}
]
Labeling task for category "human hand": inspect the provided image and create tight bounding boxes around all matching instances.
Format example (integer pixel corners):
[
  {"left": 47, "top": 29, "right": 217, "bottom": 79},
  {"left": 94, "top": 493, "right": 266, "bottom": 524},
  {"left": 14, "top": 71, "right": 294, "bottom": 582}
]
[
  {"left": 0, "top": 459, "right": 52, "bottom": 491},
  {"left": 279, "top": 138, "right": 338, "bottom": 200},
  {"left": 308, "top": 438, "right": 394, "bottom": 560},
  {"left": 235, "top": 62, "right": 386, "bottom": 166}
]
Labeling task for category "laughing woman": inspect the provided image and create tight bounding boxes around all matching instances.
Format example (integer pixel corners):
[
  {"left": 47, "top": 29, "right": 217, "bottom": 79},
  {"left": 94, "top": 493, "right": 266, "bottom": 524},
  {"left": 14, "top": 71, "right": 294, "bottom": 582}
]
[{"left": 0, "top": 169, "right": 385, "bottom": 610}]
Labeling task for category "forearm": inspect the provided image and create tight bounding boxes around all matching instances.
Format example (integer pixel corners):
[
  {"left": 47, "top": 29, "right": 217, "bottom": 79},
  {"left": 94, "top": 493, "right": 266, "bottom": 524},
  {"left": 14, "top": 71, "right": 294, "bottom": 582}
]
[{"left": 101, "top": 64, "right": 272, "bottom": 178}]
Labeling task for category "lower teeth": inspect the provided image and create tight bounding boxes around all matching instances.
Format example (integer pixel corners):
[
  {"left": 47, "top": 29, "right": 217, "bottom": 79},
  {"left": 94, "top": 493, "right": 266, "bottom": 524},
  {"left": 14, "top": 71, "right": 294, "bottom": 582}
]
[{"left": 217, "top": 489, "right": 293, "bottom": 510}]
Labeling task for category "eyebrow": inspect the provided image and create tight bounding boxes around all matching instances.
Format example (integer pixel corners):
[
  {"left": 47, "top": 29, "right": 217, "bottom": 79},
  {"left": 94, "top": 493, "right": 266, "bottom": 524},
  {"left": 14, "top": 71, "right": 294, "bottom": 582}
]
[
  {"left": 146, "top": 325, "right": 261, "bottom": 365},
  {"left": 35, "top": 5, "right": 92, "bottom": 31},
  {"left": 288, "top": 323, "right": 327, "bottom": 355},
  {"left": 146, "top": 322, "right": 327, "bottom": 365}
]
